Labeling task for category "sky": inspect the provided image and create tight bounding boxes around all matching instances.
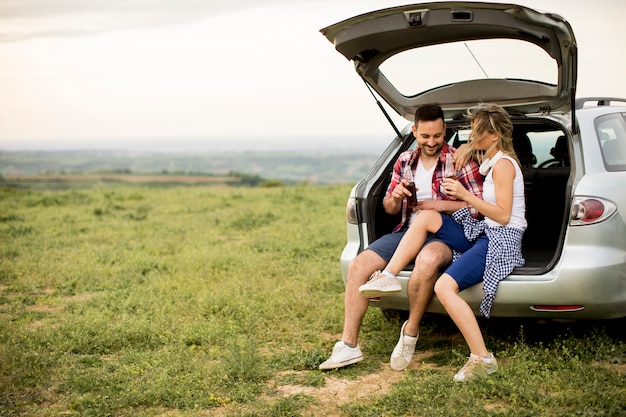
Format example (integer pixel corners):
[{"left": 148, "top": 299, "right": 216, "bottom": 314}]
[{"left": 1, "top": 0, "right": 625, "bottom": 152}]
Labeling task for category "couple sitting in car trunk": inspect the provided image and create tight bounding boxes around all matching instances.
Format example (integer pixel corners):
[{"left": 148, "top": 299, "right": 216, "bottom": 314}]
[{"left": 320, "top": 103, "right": 526, "bottom": 382}]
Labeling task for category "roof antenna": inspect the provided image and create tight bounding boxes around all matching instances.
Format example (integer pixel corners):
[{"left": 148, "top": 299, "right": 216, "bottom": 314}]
[{"left": 362, "top": 78, "right": 403, "bottom": 139}]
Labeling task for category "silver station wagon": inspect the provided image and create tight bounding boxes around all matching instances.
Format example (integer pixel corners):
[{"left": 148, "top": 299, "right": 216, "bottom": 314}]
[{"left": 321, "top": 2, "right": 626, "bottom": 320}]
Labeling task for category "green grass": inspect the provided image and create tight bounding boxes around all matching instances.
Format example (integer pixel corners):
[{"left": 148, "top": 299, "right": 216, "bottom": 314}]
[{"left": 0, "top": 185, "right": 624, "bottom": 416}]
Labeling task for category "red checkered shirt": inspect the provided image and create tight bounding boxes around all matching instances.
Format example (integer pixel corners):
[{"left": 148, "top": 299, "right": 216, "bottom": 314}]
[{"left": 386, "top": 143, "right": 484, "bottom": 232}]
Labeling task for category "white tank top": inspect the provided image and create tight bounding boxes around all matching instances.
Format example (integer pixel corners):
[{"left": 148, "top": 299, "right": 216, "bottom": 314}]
[{"left": 482, "top": 154, "right": 527, "bottom": 230}]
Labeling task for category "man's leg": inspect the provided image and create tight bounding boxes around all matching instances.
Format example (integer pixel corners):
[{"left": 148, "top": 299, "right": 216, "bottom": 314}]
[
  {"left": 319, "top": 249, "right": 386, "bottom": 370},
  {"left": 359, "top": 211, "right": 444, "bottom": 299},
  {"left": 404, "top": 242, "right": 452, "bottom": 338},
  {"left": 390, "top": 241, "right": 452, "bottom": 371},
  {"left": 385, "top": 211, "right": 443, "bottom": 276},
  {"left": 342, "top": 250, "right": 387, "bottom": 345}
]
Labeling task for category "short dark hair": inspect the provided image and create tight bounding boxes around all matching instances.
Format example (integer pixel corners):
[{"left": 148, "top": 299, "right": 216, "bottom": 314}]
[{"left": 414, "top": 104, "right": 444, "bottom": 124}]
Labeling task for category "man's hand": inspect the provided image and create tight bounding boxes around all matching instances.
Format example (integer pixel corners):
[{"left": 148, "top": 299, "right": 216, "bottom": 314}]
[
  {"left": 384, "top": 179, "right": 413, "bottom": 215},
  {"left": 391, "top": 179, "right": 412, "bottom": 202}
]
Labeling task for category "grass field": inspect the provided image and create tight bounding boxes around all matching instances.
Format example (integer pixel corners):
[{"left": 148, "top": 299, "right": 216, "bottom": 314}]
[{"left": 1, "top": 184, "right": 624, "bottom": 416}]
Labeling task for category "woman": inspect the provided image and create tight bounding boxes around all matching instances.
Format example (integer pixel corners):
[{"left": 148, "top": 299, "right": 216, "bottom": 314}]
[{"left": 361, "top": 103, "right": 526, "bottom": 381}]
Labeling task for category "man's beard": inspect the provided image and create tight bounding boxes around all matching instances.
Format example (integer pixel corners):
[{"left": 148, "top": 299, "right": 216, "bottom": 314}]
[{"left": 420, "top": 144, "right": 442, "bottom": 156}]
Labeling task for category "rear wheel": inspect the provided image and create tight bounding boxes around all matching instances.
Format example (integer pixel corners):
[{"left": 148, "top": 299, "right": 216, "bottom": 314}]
[{"left": 380, "top": 308, "right": 408, "bottom": 323}]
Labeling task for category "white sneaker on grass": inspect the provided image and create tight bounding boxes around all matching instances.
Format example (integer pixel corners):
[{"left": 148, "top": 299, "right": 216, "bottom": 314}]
[
  {"left": 319, "top": 341, "right": 363, "bottom": 370},
  {"left": 358, "top": 271, "right": 401, "bottom": 298},
  {"left": 453, "top": 353, "right": 498, "bottom": 382},
  {"left": 390, "top": 321, "right": 418, "bottom": 371}
]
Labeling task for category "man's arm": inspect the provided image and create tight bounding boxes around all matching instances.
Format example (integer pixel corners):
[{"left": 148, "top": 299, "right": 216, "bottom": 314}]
[
  {"left": 383, "top": 179, "right": 410, "bottom": 215},
  {"left": 383, "top": 154, "right": 413, "bottom": 215},
  {"left": 415, "top": 199, "right": 467, "bottom": 214}
]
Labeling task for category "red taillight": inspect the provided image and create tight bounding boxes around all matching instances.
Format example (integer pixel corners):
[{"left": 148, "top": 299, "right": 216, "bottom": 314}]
[
  {"left": 570, "top": 197, "right": 617, "bottom": 226},
  {"left": 579, "top": 199, "right": 604, "bottom": 222}
]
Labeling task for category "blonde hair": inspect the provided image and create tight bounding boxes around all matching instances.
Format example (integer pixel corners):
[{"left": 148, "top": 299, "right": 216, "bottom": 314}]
[{"left": 466, "top": 103, "right": 520, "bottom": 164}]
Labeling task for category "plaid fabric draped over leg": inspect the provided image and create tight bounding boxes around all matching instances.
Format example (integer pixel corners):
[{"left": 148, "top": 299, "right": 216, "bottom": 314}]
[{"left": 452, "top": 207, "right": 525, "bottom": 318}]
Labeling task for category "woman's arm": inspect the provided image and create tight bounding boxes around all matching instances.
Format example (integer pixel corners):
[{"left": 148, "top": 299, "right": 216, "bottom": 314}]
[
  {"left": 444, "top": 158, "right": 515, "bottom": 225},
  {"left": 453, "top": 143, "right": 474, "bottom": 170}
]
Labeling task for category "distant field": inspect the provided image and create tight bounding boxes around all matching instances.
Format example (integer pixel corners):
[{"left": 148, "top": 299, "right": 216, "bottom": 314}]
[
  {"left": 2, "top": 174, "right": 239, "bottom": 185},
  {"left": 0, "top": 173, "right": 244, "bottom": 191}
]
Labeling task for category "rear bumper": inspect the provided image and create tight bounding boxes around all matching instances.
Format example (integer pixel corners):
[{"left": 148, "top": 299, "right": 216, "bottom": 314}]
[{"left": 341, "top": 242, "right": 626, "bottom": 320}]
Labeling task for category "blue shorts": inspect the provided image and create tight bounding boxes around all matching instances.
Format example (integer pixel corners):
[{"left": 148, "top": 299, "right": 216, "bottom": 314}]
[{"left": 435, "top": 214, "right": 488, "bottom": 291}]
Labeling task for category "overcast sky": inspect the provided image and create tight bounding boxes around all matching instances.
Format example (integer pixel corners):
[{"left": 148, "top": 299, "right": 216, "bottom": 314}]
[{"left": 1, "top": 0, "right": 625, "bottom": 151}]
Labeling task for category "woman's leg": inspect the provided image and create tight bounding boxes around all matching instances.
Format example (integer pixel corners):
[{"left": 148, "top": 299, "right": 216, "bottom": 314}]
[
  {"left": 434, "top": 236, "right": 490, "bottom": 356},
  {"left": 384, "top": 210, "right": 443, "bottom": 276},
  {"left": 434, "top": 274, "right": 489, "bottom": 357}
]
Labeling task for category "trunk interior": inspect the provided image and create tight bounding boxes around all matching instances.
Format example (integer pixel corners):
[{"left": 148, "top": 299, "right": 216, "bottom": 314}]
[{"left": 366, "top": 119, "right": 571, "bottom": 274}]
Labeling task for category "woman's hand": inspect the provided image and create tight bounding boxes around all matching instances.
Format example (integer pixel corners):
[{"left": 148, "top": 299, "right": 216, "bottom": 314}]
[
  {"left": 453, "top": 144, "right": 473, "bottom": 170},
  {"left": 443, "top": 178, "right": 469, "bottom": 201}
]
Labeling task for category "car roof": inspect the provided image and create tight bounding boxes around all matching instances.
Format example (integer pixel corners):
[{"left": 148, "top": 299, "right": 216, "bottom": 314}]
[{"left": 321, "top": 2, "right": 577, "bottom": 121}]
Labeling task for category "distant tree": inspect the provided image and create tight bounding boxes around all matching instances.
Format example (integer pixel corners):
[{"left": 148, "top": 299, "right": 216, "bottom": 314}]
[
  {"left": 227, "top": 171, "right": 265, "bottom": 187},
  {"left": 259, "top": 180, "right": 284, "bottom": 188}
]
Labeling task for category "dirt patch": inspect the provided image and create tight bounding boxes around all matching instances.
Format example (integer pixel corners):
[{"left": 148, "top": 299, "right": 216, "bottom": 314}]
[
  {"left": 275, "top": 368, "right": 402, "bottom": 413},
  {"left": 270, "top": 352, "right": 443, "bottom": 416}
]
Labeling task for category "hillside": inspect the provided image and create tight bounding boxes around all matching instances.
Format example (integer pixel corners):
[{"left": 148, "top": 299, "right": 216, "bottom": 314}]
[{"left": 0, "top": 149, "right": 381, "bottom": 185}]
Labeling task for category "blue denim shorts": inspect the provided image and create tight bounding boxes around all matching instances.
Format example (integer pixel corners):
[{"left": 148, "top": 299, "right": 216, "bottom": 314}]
[{"left": 435, "top": 214, "right": 488, "bottom": 291}]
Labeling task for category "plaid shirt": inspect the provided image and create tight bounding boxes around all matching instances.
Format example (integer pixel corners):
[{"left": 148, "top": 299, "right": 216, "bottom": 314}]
[
  {"left": 452, "top": 206, "right": 525, "bottom": 317},
  {"left": 386, "top": 143, "right": 484, "bottom": 232}
]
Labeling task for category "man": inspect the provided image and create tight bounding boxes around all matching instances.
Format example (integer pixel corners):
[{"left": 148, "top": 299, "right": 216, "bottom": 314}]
[{"left": 319, "top": 104, "right": 483, "bottom": 371}]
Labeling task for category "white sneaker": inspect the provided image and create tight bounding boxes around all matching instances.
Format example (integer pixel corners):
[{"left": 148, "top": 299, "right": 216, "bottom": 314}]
[
  {"left": 319, "top": 341, "right": 363, "bottom": 370},
  {"left": 453, "top": 353, "right": 498, "bottom": 382},
  {"left": 390, "top": 321, "right": 418, "bottom": 371},
  {"left": 358, "top": 271, "right": 401, "bottom": 298}
]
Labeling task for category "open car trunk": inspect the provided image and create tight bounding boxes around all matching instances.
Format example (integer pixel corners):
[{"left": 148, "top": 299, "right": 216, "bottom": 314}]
[
  {"left": 365, "top": 117, "right": 571, "bottom": 274},
  {"left": 321, "top": 2, "right": 577, "bottom": 125}
]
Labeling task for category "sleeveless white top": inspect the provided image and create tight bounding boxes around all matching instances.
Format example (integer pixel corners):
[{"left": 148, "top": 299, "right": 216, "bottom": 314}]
[{"left": 482, "top": 154, "right": 527, "bottom": 230}]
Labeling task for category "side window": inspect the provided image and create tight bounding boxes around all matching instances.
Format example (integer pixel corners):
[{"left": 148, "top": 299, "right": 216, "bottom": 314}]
[
  {"left": 527, "top": 131, "right": 569, "bottom": 168},
  {"left": 595, "top": 113, "right": 626, "bottom": 171}
]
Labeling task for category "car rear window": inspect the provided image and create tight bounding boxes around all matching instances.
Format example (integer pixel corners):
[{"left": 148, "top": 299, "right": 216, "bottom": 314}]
[
  {"left": 595, "top": 113, "right": 626, "bottom": 172},
  {"left": 379, "top": 39, "right": 558, "bottom": 97}
]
